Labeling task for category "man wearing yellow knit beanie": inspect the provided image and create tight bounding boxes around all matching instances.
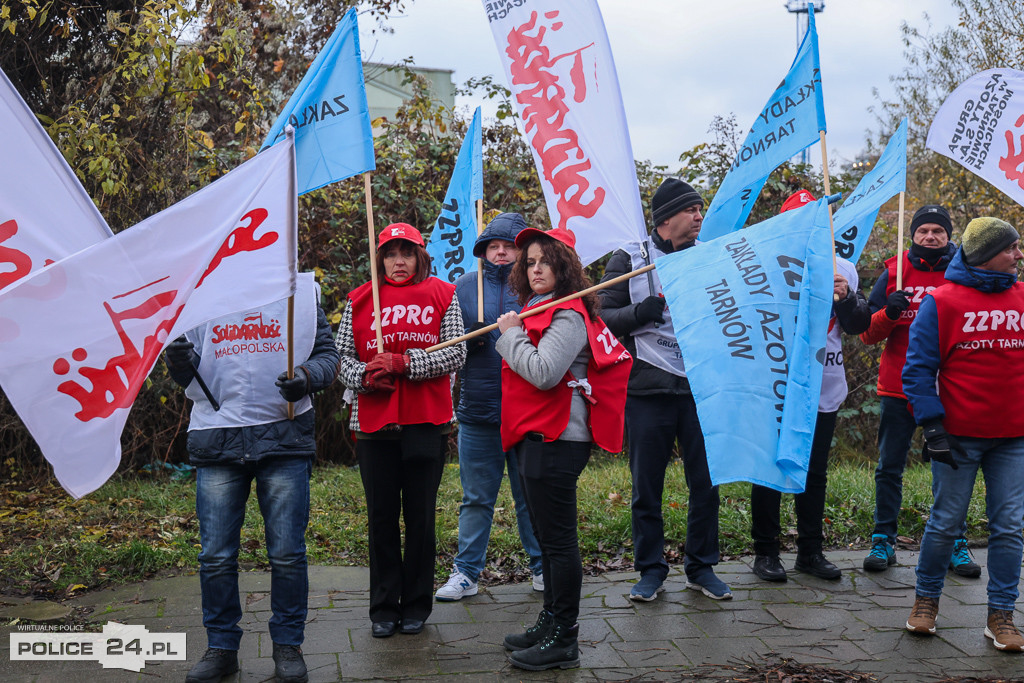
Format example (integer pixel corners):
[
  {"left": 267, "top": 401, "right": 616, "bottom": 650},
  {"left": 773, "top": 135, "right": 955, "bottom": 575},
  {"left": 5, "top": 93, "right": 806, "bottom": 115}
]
[{"left": 902, "top": 217, "right": 1024, "bottom": 652}]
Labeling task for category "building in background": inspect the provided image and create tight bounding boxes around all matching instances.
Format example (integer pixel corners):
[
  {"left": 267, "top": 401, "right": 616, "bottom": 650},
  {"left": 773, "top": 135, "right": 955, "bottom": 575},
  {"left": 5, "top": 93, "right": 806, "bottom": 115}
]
[{"left": 363, "top": 62, "right": 455, "bottom": 127}]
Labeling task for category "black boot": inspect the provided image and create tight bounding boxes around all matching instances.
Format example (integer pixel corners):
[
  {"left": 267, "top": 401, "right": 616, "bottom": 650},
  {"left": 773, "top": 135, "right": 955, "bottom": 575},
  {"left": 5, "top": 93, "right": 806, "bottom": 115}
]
[
  {"left": 508, "top": 622, "right": 580, "bottom": 671},
  {"left": 272, "top": 643, "right": 308, "bottom": 683},
  {"left": 503, "top": 609, "right": 554, "bottom": 651},
  {"left": 185, "top": 648, "right": 238, "bottom": 682}
]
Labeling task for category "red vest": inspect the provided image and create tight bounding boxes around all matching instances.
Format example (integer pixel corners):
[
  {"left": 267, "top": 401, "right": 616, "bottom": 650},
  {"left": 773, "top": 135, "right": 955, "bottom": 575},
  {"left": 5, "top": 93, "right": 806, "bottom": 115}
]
[
  {"left": 500, "top": 299, "right": 632, "bottom": 452},
  {"left": 877, "top": 252, "right": 948, "bottom": 397},
  {"left": 931, "top": 281, "right": 1024, "bottom": 437},
  {"left": 349, "top": 277, "right": 456, "bottom": 433}
]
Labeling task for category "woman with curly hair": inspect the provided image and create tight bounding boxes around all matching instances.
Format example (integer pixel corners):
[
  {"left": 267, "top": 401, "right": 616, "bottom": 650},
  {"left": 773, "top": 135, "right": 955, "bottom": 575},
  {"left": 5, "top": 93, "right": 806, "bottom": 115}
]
[
  {"left": 495, "top": 227, "right": 631, "bottom": 671},
  {"left": 334, "top": 223, "right": 466, "bottom": 639}
]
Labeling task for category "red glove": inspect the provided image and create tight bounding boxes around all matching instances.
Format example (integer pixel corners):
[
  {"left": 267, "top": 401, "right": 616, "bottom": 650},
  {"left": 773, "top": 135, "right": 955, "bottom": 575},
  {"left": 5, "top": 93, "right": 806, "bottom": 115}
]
[
  {"left": 361, "top": 367, "right": 396, "bottom": 393},
  {"left": 367, "top": 352, "right": 410, "bottom": 376}
]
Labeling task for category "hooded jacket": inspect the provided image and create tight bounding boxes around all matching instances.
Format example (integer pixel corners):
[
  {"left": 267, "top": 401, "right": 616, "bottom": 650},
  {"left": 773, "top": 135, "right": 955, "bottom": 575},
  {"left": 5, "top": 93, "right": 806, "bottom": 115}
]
[
  {"left": 454, "top": 213, "right": 525, "bottom": 424},
  {"left": 903, "top": 247, "right": 1024, "bottom": 435}
]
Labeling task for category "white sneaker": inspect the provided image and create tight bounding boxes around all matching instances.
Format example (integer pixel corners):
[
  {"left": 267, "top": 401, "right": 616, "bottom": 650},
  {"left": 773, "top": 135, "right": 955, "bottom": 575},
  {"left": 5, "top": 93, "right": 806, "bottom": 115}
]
[
  {"left": 532, "top": 573, "right": 544, "bottom": 592},
  {"left": 435, "top": 570, "right": 478, "bottom": 601}
]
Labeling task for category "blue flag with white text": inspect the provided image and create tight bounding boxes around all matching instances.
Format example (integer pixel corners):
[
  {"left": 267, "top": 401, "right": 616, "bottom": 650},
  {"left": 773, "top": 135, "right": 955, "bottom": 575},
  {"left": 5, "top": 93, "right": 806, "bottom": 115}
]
[
  {"left": 261, "top": 8, "right": 375, "bottom": 195},
  {"left": 832, "top": 118, "right": 907, "bottom": 264},
  {"left": 656, "top": 199, "right": 833, "bottom": 492},
  {"left": 427, "top": 108, "right": 484, "bottom": 283},
  {"left": 700, "top": 5, "right": 826, "bottom": 242}
]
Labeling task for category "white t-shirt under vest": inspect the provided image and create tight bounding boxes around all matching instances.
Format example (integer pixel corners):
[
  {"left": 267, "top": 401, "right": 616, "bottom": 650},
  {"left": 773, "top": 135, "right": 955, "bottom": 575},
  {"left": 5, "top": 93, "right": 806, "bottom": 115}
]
[{"left": 818, "top": 257, "right": 857, "bottom": 413}]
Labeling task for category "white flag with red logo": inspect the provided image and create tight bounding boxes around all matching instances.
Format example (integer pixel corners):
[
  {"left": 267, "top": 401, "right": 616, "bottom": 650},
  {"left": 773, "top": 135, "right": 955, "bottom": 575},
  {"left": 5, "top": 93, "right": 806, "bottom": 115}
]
[
  {"left": 927, "top": 69, "right": 1024, "bottom": 207},
  {"left": 0, "top": 67, "right": 113, "bottom": 294},
  {"left": 0, "top": 138, "right": 297, "bottom": 498},
  {"left": 483, "top": 0, "right": 647, "bottom": 266}
]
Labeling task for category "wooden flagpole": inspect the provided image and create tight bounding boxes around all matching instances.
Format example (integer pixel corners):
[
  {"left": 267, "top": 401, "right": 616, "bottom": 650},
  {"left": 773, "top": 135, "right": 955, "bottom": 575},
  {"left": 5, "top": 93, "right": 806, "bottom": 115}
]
[
  {"left": 425, "top": 264, "right": 656, "bottom": 353},
  {"left": 364, "top": 173, "right": 385, "bottom": 353},
  {"left": 476, "top": 199, "right": 485, "bottom": 322},
  {"left": 819, "top": 131, "right": 838, "bottom": 273},
  {"left": 896, "top": 191, "right": 906, "bottom": 290},
  {"left": 819, "top": 131, "right": 843, "bottom": 303}
]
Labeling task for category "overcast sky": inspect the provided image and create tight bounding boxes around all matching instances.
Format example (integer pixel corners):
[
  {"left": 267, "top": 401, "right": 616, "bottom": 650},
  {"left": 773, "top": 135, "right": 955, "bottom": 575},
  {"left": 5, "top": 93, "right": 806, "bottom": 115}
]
[{"left": 358, "top": 0, "right": 960, "bottom": 171}]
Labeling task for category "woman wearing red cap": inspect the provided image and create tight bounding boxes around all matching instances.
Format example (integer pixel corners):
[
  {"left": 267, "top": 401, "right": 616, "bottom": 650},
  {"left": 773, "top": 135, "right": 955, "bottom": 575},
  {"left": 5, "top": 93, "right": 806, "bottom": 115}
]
[
  {"left": 335, "top": 223, "right": 466, "bottom": 639},
  {"left": 496, "top": 228, "right": 632, "bottom": 671}
]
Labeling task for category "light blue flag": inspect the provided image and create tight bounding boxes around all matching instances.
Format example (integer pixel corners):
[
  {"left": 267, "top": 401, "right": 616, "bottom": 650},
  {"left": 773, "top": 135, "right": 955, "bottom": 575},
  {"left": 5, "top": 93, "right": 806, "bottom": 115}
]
[
  {"left": 700, "top": 4, "right": 826, "bottom": 242},
  {"left": 261, "top": 8, "right": 375, "bottom": 195},
  {"left": 832, "top": 118, "right": 907, "bottom": 264},
  {"left": 426, "top": 108, "right": 484, "bottom": 284},
  {"left": 655, "top": 199, "right": 834, "bottom": 492}
]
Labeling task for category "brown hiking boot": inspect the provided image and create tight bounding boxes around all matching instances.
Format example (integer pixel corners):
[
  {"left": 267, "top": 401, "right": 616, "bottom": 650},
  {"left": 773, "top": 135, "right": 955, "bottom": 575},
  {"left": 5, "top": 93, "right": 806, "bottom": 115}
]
[
  {"left": 906, "top": 595, "right": 939, "bottom": 634},
  {"left": 985, "top": 610, "right": 1024, "bottom": 652}
]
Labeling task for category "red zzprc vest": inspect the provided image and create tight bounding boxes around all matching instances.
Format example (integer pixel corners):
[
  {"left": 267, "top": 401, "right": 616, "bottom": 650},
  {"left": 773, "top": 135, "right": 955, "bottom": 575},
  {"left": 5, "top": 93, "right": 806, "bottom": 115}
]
[
  {"left": 349, "top": 277, "right": 456, "bottom": 433},
  {"left": 500, "top": 299, "right": 632, "bottom": 452},
  {"left": 931, "top": 281, "right": 1024, "bottom": 437},
  {"left": 877, "top": 252, "right": 948, "bottom": 398}
]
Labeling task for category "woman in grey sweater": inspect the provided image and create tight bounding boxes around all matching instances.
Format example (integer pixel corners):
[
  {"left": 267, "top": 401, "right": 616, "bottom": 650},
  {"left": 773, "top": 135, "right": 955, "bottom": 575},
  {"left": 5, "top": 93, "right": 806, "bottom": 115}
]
[{"left": 494, "top": 227, "right": 630, "bottom": 672}]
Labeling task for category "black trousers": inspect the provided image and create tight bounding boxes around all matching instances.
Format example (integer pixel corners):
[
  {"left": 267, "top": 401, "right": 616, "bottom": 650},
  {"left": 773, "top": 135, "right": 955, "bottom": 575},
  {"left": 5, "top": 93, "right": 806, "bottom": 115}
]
[
  {"left": 517, "top": 436, "right": 590, "bottom": 627},
  {"left": 626, "top": 393, "right": 720, "bottom": 581},
  {"left": 357, "top": 425, "right": 445, "bottom": 624},
  {"left": 751, "top": 410, "right": 838, "bottom": 556}
]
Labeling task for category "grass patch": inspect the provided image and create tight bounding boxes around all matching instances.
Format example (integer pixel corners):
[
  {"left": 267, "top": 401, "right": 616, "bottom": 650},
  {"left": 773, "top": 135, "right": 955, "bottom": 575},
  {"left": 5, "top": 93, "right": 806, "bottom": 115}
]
[{"left": 0, "top": 456, "right": 990, "bottom": 597}]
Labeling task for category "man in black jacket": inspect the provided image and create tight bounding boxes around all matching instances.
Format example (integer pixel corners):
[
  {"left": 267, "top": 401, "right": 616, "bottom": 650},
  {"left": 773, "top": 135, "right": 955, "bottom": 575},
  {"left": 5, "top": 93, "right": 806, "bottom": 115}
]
[
  {"left": 165, "top": 275, "right": 339, "bottom": 683},
  {"left": 598, "top": 178, "right": 730, "bottom": 601}
]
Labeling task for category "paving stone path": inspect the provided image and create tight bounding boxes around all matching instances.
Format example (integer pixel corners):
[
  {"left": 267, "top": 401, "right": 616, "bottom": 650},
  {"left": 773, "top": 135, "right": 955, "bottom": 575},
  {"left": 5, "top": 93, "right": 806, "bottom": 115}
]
[{"left": 2, "top": 550, "right": 1022, "bottom": 681}]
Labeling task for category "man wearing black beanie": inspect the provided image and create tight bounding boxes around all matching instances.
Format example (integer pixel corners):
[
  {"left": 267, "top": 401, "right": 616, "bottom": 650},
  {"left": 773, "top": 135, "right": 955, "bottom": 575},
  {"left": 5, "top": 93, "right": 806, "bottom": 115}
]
[
  {"left": 597, "top": 177, "right": 731, "bottom": 602},
  {"left": 860, "top": 204, "right": 979, "bottom": 578}
]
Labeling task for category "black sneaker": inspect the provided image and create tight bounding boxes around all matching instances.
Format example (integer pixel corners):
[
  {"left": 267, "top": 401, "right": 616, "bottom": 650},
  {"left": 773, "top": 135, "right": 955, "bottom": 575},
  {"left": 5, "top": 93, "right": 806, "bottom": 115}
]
[
  {"left": 508, "top": 623, "right": 580, "bottom": 671},
  {"left": 272, "top": 643, "right": 308, "bottom": 683},
  {"left": 185, "top": 648, "right": 238, "bottom": 683},
  {"left": 795, "top": 552, "right": 841, "bottom": 580},
  {"left": 752, "top": 554, "right": 788, "bottom": 582}
]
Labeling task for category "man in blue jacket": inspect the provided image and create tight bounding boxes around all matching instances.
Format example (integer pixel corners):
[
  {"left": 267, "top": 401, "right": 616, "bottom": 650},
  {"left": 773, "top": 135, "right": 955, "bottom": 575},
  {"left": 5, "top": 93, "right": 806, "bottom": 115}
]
[
  {"left": 165, "top": 274, "right": 340, "bottom": 683},
  {"left": 435, "top": 212, "right": 543, "bottom": 600},
  {"left": 902, "top": 218, "right": 1024, "bottom": 652}
]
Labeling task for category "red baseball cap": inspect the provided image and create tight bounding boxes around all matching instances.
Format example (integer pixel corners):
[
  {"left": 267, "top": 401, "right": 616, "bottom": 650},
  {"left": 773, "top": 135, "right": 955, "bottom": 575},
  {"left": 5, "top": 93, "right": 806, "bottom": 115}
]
[
  {"left": 779, "top": 190, "right": 816, "bottom": 214},
  {"left": 378, "top": 223, "right": 425, "bottom": 247},
  {"left": 514, "top": 227, "right": 577, "bottom": 251}
]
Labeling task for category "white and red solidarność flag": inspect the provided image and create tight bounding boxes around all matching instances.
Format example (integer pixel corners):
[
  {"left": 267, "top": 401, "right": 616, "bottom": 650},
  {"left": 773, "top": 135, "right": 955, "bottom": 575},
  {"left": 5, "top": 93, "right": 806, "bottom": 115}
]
[
  {"left": 0, "top": 138, "right": 299, "bottom": 498},
  {"left": 483, "top": 0, "right": 647, "bottom": 266}
]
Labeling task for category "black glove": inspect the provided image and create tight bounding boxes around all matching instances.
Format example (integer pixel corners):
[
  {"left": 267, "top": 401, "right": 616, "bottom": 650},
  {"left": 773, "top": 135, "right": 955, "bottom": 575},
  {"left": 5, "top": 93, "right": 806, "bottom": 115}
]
[
  {"left": 164, "top": 336, "right": 196, "bottom": 385},
  {"left": 921, "top": 419, "right": 962, "bottom": 470},
  {"left": 885, "top": 290, "right": 911, "bottom": 321},
  {"left": 635, "top": 295, "right": 666, "bottom": 325},
  {"left": 466, "top": 321, "right": 489, "bottom": 355},
  {"left": 276, "top": 367, "right": 309, "bottom": 402}
]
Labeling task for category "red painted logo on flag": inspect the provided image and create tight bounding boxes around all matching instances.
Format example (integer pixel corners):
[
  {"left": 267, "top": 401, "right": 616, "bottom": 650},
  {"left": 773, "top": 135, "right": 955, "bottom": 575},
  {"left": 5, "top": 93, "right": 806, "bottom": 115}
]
[
  {"left": 506, "top": 11, "right": 606, "bottom": 229},
  {"left": 52, "top": 278, "right": 183, "bottom": 422}
]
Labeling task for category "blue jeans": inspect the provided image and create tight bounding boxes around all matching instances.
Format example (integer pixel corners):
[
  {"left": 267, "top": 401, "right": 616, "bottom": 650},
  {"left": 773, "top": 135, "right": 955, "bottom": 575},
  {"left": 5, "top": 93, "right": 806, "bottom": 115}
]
[
  {"left": 873, "top": 396, "right": 967, "bottom": 543},
  {"left": 196, "top": 457, "right": 311, "bottom": 650},
  {"left": 454, "top": 421, "right": 542, "bottom": 581},
  {"left": 915, "top": 436, "right": 1024, "bottom": 611},
  {"left": 626, "top": 393, "right": 719, "bottom": 582}
]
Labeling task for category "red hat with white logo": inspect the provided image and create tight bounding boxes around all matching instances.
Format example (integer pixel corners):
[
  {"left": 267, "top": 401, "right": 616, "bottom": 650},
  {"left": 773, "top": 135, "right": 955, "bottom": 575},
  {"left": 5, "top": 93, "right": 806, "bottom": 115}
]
[
  {"left": 779, "top": 190, "right": 816, "bottom": 214},
  {"left": 378, "top": 223, "right": 425, "bottom": 247},
  {"left": 514, "top": 227, "right": 577, "bottom": 251}
]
